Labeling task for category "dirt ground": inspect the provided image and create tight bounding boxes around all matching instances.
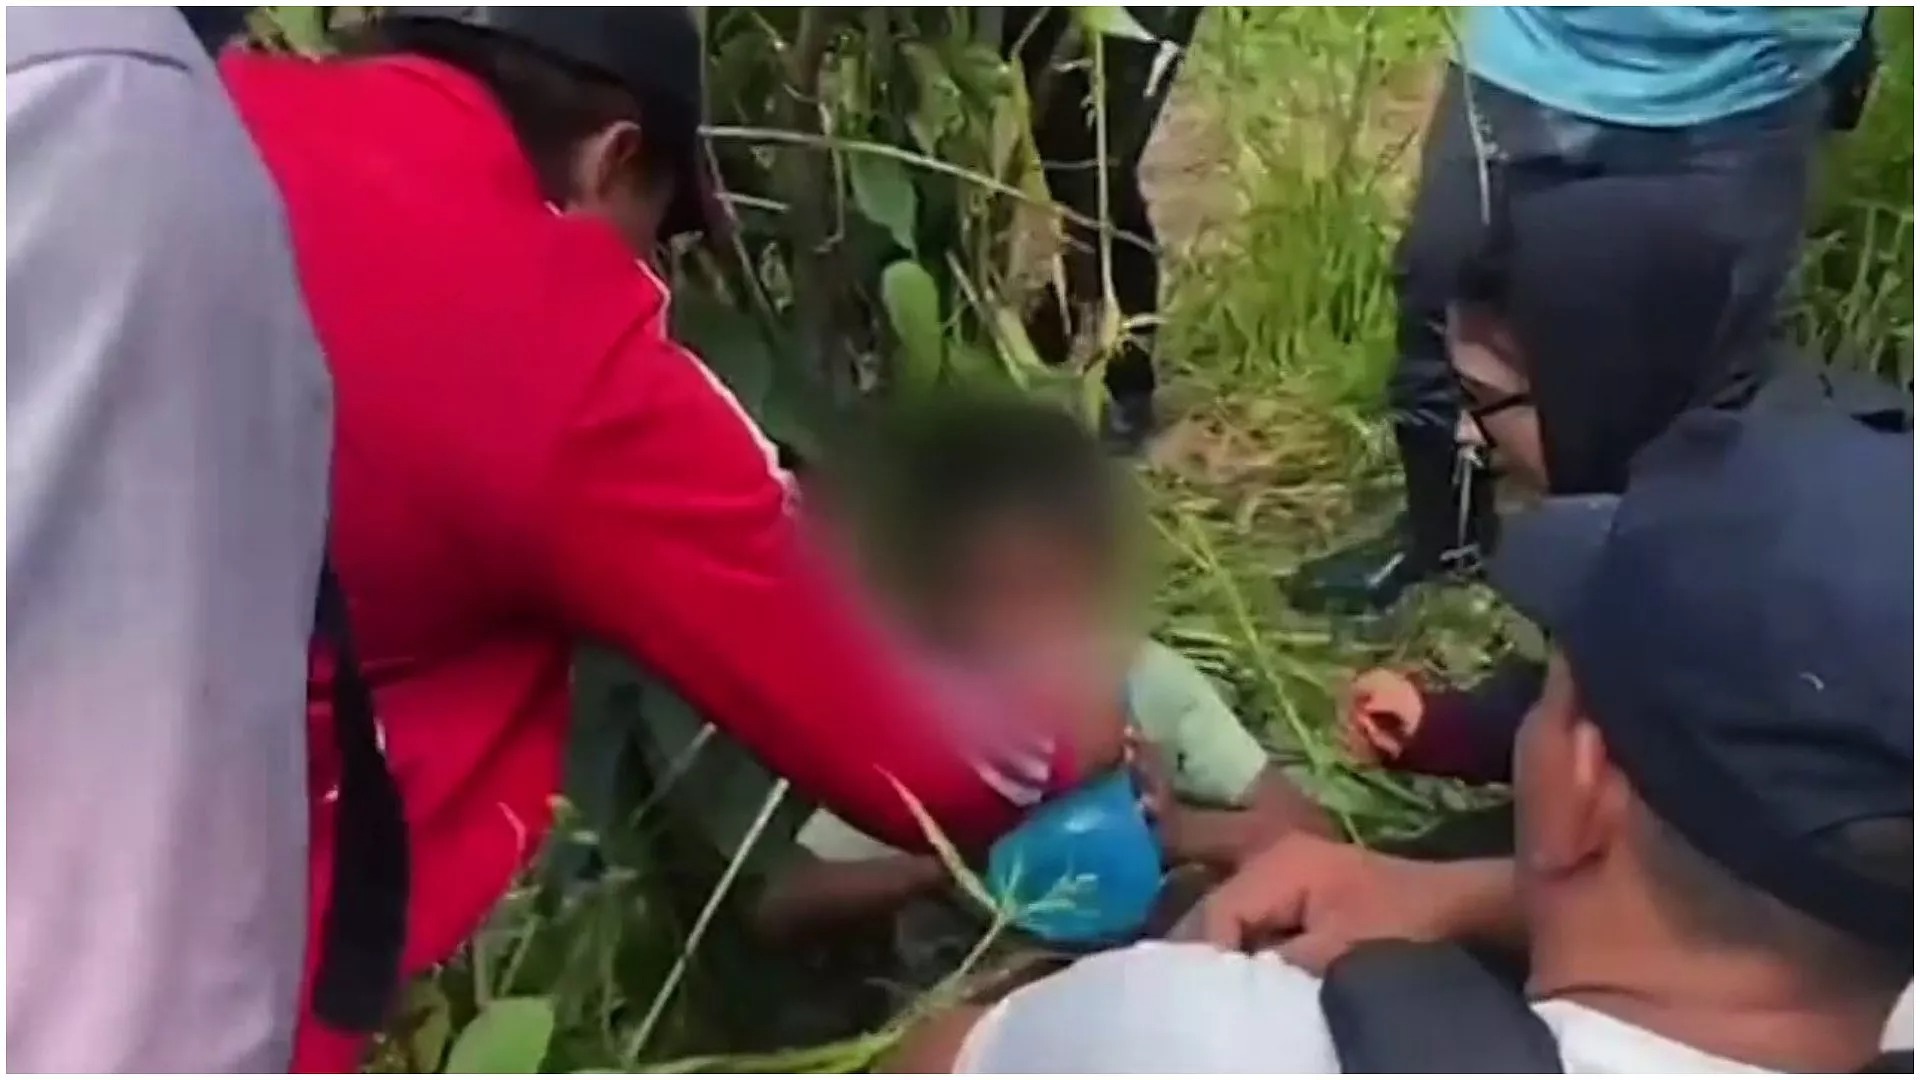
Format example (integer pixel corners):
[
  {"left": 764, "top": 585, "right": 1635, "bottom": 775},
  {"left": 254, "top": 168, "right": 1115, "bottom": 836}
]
[{"left": 1138, "top": 82, "right": 1241, "bottom": 257}]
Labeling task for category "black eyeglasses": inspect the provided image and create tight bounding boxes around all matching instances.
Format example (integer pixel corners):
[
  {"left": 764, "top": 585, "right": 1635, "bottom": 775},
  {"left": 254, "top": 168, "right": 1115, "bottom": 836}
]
[{"left": 1469, "top": 391, "right": 1532, "bottom": 424}]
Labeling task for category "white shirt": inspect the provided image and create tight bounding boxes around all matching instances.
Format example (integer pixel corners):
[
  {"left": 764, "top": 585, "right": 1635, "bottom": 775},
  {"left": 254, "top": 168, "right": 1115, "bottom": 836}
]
[
  {"left": 956, "top": 942, "right": 1773, "bottom": 1073},
  {"left": 7, "top": 8, "right": 332, "bottom": 1071}
]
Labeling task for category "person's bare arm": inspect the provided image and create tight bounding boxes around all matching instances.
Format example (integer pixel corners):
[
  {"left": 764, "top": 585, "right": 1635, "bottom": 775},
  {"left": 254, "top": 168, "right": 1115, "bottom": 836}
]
[
  {"left": 754, "top": 854, "right": 948, "bottom": 944},
  {"left": 1427, "top": 857, "right": 1525, "bottom": 953},
  {"left": 880, "top": 1005, "right": 989, "bottom": 1072},
  {"left": 1147, "top": 760, "right": 1337, "bottom": 870},
  {"left": 540, "top": 325, "right": 1088, "bottom": 854},
  {"left": 1129, "top": 645, "right": 1337, "bottom": 867},
  {"left": 1178, "top": 833, "right": 1524, "bottom": 971},
  {"left": 1243, "top": 766, "right": 1339, "bottom": 839}
]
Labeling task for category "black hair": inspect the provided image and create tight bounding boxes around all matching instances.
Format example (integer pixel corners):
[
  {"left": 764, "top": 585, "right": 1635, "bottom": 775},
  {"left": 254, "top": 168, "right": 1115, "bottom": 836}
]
[
  {"left": 339, "top": 18, "right": 684, "bottom": 204},
  {"left": 1450, "top": 163, "right": 1522, "bottom": 340},
  {"left": 850, "top": 397, "right": 1125, "bottom": 608}
]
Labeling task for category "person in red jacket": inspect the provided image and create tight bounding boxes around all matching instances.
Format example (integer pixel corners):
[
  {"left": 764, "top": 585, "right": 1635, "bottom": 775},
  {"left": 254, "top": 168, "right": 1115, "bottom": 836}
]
[{"left": 220, "top": 9, "right": 1102, "bottom": 1070}]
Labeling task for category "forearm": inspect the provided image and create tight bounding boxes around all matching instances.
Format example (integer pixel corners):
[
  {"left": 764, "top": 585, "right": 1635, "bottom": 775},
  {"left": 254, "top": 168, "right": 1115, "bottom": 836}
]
[
  {"left": 1428, "top": 857, "right": 1525, "bottom": 953},
  {"left": 547, "top": 332, "right": 1076, "bottom": 857},
  {"left": 755, "top": 855, "right": 948, "bottom": 943},
  {"left": 1162, "top": 809, "right": 1269, "bottom": 870},
  {"left": 1165, "top": 770, "right": 1338, "bottom": 869},
  {"left": 1401, "top": 660, "right": 1544, "bottom": 784},
  {"left": 1245, "top": 771, "right": 1339, "bottom": 841}
]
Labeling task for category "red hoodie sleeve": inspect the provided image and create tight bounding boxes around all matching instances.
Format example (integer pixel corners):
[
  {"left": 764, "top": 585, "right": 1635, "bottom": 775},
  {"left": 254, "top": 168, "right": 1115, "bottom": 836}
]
[{"left": 538, "top": 317, "right": 1066, "bottom": 853}]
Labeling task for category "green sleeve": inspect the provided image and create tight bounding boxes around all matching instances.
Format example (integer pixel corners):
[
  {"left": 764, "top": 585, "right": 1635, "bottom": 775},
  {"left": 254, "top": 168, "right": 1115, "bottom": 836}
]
[{"left": 1127, "top": 640, "right": 1270, "bottom": 807}]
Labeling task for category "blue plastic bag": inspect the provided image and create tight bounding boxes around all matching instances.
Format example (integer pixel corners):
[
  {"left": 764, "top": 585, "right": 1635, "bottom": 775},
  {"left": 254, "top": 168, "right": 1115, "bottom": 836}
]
[{"left": 985, "top": 769, "right": 1164, "bottom": 945}]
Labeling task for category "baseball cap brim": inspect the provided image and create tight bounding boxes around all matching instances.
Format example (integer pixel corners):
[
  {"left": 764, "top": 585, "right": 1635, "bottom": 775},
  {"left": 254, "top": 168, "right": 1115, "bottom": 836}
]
[{"left": 1487, "top": 493, "right": 1621, "bottom": 632}]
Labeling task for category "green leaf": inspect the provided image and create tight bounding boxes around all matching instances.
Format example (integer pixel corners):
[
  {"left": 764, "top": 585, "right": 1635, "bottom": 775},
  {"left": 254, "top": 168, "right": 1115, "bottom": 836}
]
[
  {"left": 944, "top": 339, "right": 1005, "bottom": 386},
  {"left": 445, "top": 997, "right": 555, "bottom": 1074},
  {"left": 882, "top": 773, "right": 997, "bottom": 914},
  {"left": 848, "top": 155, "right": 920, "bottom": 253},
  {"left": 404, "top": 980, "right": 453, "bottom": 1072},
  {"left": 250, "top": 6, "right": 333, "bottom": 53},
  {"left": 989, "top": 304, "right": 1048, "bottom": 376},
  {"left": 989, "top": 88, "right": 1031, "bottom": 183},
  {"left": 880, "top": 260, "right": 945, "bottom": 392},
  {"left": 902, "top": 43, "right": 965, "bottom": 154},
  {"left": 668, "top": 286, "right": 775, "bottom": 419},
  {"left": 1074, "top": 6, "right": 1157, "bottom": 42}
]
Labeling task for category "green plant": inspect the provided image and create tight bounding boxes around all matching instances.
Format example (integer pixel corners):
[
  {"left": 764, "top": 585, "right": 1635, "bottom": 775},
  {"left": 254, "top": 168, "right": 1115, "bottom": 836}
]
[
  {"left": 1800, "top": 7, "right": 1915, "bottom": 386},
  {"left": 249, "top": 7, "right": 1913, "bottom": 1072},
  {"left": 679, "top": 7, "right": 1167, "bottom": 452}
]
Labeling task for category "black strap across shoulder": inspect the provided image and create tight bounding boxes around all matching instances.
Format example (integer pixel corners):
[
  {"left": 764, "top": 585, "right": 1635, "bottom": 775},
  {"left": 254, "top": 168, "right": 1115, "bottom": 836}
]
[
  {"left": 310, "top": 561, "right": 410, "bottom": 1033},
  {"left": 1320, "top": 939, "right": 1563, "bottom": 1074},
  {"left": 1319, "top": 938, "right": 1906, "bottom": 1073}
]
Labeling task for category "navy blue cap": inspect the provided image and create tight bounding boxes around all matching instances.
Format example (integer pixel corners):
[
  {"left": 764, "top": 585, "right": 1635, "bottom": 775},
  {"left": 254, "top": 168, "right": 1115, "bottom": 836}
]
[
  {"left": 1491, "top": 401, "right": 1913, "bottom": 952},
  {"left": 384, "top": 8, "right": 727, "bottom": 240}
]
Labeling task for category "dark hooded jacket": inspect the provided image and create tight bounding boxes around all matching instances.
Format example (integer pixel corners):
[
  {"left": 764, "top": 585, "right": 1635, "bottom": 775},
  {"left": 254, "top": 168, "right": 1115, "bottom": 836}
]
[{"left": 1397, "top": 174, "right": 1779, "bottom": 786}]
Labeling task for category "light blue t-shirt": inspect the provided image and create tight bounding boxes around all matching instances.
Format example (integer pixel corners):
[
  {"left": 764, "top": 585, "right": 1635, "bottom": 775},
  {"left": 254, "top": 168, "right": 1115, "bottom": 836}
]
[{"left": 1465, "top": 6, "right": 1868, "bottom": 128}]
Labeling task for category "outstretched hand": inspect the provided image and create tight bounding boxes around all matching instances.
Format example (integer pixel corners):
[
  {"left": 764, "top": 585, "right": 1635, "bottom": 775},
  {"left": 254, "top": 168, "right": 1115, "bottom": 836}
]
[{"left": 1172, "top": 833, "right": 1511, "bottom": 974}]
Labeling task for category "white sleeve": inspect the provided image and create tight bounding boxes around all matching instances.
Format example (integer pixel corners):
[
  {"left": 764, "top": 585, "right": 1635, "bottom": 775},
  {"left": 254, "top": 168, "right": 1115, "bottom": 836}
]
[
  {"left": 794, "top": 809, "right": 909, "bottom": 862},
  {"left": 955, "top": 942, "right": 1340, "bottom": 1073}
]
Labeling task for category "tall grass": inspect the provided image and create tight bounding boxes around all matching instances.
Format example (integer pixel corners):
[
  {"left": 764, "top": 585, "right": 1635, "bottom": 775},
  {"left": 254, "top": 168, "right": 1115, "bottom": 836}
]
[
  {"left": 1801, "top": 7, "right": 1915, "bottom": 385},
  {"left": 367, "top": 7, "right": 1914, "bottom": 1071},
  {"left": 1151, "top": 7, "right": 1916, "bottom": 821}
]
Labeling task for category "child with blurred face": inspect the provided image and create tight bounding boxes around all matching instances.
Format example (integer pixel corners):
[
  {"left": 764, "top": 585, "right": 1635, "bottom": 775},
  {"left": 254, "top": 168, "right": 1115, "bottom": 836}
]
[
  {"left": 749, "top": 399, "right": 1331, "bottom": 1038},
  {"left": 877, "top": 400, "right": 1138, "bottom": 771}
]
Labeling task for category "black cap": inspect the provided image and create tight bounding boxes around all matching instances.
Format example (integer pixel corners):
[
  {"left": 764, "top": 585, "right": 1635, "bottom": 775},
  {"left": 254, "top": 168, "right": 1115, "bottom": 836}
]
[
  {"left": 384, "top": 7, "right": 728, "bottom": 240},
  {"left": 1491, "top": 398, "right": 1913, "bottom": 952}
]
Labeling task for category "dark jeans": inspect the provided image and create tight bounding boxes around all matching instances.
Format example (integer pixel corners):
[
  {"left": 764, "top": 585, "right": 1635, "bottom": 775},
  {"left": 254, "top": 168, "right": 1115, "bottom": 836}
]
[
  {"left": 1390, "top": 66, "right": 1830, "bottom": 437},
  {"left": 1005, "top": 7, "right": 1204, "bottom": 404}
]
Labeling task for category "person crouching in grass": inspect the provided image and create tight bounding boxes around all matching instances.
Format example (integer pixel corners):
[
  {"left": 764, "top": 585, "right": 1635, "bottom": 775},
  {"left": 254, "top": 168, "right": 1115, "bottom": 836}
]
[{"left": 749, "top": 397, "right": 1334, "bottom": 1034}]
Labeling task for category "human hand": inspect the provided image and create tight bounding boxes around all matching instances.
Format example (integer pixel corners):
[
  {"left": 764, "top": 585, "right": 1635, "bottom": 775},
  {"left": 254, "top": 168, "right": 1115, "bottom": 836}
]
[
  {"left": 1124, "top": 730, "right": 1173, "bottom": 817},
  {"left": 1124, "top": 731, "right": 1199, "bottom": 863},
  {"left": 1342, "top": 668, "right": 1424, "bottom": 765},
  {"left": 1172, "top": 833, "right": 1501, "bottom": 973}
]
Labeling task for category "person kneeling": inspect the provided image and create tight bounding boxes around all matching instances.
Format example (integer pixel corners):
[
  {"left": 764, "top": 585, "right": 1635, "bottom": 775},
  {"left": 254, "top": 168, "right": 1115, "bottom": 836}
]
[
  {"left": 753, "top": 400, "right": 1331, "bottom": 1029},
  {"left": 893, "top": 399, "right": 1912, "bottom": 1073}
]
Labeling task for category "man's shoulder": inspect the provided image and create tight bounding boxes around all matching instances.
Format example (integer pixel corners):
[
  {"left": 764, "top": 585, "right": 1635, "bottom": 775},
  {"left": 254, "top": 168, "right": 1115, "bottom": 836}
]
[
  {"left": 7, "top": 7, "right": 204, "bottom": 75},
  {"left": 956, "top": 942, "right": 1338, "bottom": 1072},
  {"left": 1533, "top": 1001, "right": 1779, "bottom": 1073}
]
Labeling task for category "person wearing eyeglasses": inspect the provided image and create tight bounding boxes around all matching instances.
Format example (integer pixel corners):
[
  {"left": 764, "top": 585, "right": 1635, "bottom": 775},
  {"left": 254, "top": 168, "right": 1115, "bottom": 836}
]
[
  {"left": 1339, "top": 173, "right": 1788, "bottom": 799},
  {"left": 1288, "top": 6, "right": 1876, "bottom": 616}
]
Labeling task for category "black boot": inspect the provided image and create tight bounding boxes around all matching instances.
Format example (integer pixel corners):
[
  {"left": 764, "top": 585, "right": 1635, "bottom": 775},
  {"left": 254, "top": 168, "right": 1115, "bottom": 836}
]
[
  {"left": 1284, "top": 423, "right": 1496, "bottom": 615},
  {"left": 1102, "top": 390, "right": 1158, "bottom": 457}
]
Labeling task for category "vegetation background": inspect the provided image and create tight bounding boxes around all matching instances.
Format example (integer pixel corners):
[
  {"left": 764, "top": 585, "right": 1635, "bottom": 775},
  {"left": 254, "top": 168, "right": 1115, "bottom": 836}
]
[{"left": 253, "top": 6, "right": 1914, "bottom": 1072}]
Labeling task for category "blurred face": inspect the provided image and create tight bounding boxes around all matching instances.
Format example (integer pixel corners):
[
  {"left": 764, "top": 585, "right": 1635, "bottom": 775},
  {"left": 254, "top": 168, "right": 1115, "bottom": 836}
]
[
  {"left": 564, "top": 122, "right": 676, "bottom": 260},
  {"left": 936, "top": 515, "right": 1130, "bottom": 756},
  {"left": 1512, "top": 654, "right": 1631, "bottom": 904},
  {"left": 942, "top": 517, "right": 1118, "bottom": 665},
  {"left": 1447, "top": 305, "right": 1548, "bottom": 492}
]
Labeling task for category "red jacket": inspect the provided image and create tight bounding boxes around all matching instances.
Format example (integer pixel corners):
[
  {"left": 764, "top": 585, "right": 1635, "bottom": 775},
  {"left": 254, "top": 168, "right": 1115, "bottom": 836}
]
[{"left": 221, "top": 53, "right": 1064, "bottom": 1070}]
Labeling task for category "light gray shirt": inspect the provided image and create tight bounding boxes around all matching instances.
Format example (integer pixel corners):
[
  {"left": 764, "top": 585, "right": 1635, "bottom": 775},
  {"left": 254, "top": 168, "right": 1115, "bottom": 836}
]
[{"left": 6, "top": 8, "right": 332, "bottom": 1071}]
